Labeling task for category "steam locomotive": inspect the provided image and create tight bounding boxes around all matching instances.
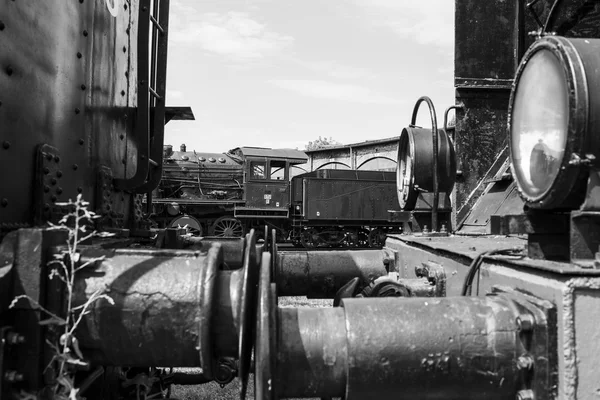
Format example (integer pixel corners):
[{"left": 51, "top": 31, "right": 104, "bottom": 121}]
[
  {"left": 2, "top": 0, "right": 600, "bottom": 399},
  {"left": 152, "top": 144, "right": 403, "bottom": 247},
  {"left": 151, "top": 143, "right": 307, "bottom": 237}
]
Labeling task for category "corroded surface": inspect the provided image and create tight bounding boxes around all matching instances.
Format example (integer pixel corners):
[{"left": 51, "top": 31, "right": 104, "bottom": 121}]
[
  {"left": 0, "top": 0, "right": 135, "bottom": 226},
  {"left": 277, "top": 250, "right": 386, "bottom": 298}
]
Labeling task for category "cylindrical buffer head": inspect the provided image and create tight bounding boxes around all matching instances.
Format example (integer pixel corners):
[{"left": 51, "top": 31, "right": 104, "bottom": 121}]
[
  {"left": 257, "top": 292, "right": 537, "bottom": 399},
  {"left": 72, "top": 230, "right": 260, "bottom": 380}
]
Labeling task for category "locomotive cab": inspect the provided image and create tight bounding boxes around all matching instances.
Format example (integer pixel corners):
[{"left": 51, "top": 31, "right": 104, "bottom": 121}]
[{"left": 232, "top": 147, "right": 308, "bottom": 218}]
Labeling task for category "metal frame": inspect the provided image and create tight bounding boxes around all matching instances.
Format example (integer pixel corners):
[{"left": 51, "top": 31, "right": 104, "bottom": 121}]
[{"left": 114, "top": 0, "right": 170, "bottom": 193}]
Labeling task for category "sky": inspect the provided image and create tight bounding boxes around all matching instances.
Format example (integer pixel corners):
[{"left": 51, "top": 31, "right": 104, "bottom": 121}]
[{"left": 164, "top": 0, "right": 455, "bottom": 153}]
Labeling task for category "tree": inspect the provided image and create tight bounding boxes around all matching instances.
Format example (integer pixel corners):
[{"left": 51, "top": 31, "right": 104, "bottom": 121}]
[{"left": 305, "top": 136, "right": 341, "bottom": 151}]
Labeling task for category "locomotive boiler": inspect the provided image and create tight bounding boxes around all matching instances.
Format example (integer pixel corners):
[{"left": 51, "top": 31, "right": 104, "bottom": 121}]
[{"left": 2, "top": 0, "right": 600, "bottom": 399}]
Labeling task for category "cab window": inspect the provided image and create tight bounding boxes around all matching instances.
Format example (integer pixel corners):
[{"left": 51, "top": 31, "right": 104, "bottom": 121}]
[
  {"left": 250, "top": 161, "right": 266, "bottom": 179},
  {"left": 270, "top": 160, "right": 287, "bottom": 180}
]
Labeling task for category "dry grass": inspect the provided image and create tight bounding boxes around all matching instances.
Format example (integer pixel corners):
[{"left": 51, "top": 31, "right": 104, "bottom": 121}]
[{"left": 170, "top": 296, "right": 332, "bottom": 399}]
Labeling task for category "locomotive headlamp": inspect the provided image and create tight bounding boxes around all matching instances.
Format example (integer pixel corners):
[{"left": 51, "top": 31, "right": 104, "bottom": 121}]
[{"left": 509, "top": 36, "right": 600, "bottom": 209}]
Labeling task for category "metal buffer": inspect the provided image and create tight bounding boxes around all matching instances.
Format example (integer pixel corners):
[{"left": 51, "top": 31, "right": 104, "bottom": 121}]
[
  {"left": 255, "top": 264, "right": 552, "bottom": 400},
  {"left": 71, "top": 231, "right": 259, "bottom": 389}
]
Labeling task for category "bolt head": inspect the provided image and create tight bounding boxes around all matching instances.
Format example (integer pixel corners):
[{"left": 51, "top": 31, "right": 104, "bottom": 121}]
[
  {"left": 4, "top": 370, "right": 24, "bottom": 382},
  {"left": 516, "top": 389, "right": 535, "bottom": 400},
  {"left": 5, "top": 332, "right": 25, "bottom": 345},
  {"left": 517, "top": 355, "right": 534, "bottom": 370},
  {"left": 516, "top": 314, "right": 535, "bottom": 332}
]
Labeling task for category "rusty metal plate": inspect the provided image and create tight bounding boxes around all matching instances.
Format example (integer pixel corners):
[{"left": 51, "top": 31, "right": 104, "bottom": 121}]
[{"left": 0, "top": 0, "right": 133, "bottom": 227}]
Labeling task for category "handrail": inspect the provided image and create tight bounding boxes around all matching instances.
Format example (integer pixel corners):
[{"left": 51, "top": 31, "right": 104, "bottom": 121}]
[
  {"left": 409, "top": 96, "right": 440, "bottom": 232},
  {"left": 443, "top": 105, "right": 462, "bottom": 143},
  {"left": 136, "top": 0, "right": 170, "bottom": 194}
]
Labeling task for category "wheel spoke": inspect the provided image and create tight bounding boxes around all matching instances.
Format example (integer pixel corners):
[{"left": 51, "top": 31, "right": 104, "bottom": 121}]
[{"left": 212, "top": 217, "right": 244, "bottom": 238}]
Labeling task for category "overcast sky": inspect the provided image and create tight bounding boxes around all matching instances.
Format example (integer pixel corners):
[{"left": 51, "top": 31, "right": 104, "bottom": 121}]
[{"left": 164, "top": 0, "right": 455, "bottom": 153}]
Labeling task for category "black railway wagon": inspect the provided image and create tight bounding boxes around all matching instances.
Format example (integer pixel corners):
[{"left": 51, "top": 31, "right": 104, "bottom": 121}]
[{"left": 290, "top": 169, "right": 401, "bottom": 247}]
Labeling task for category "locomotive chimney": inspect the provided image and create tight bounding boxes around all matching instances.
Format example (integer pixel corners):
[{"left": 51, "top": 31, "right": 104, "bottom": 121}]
[{"left": 180, "top": 143, "right": 187, "bottom": 152}]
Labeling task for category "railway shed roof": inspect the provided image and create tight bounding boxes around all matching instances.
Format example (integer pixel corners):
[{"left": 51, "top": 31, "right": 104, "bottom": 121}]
[{"left": 230, "top": 147, "right": 308, "bottom": 163}]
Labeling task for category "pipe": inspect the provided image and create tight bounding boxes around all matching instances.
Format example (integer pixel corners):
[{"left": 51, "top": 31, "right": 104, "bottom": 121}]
[
  {"left": 410, "top": 96, "right": 439, "bottom": 232},
  {"left": 276, "top": 250, "right": 387, "bottom": 298}
]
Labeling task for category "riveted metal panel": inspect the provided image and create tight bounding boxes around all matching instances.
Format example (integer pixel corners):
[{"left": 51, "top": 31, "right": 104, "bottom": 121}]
[
  {"left": 455, "top": 0, "right": 519, "bottom": 88},
  {"left": 0, "top": 0, "right": 139, "bottom": 227},
  {"left": 303, "top": 176, "right": 400, "bottom": 222},
  {"left": 245, "top": 182, "right": 290, "bottom": 209}
]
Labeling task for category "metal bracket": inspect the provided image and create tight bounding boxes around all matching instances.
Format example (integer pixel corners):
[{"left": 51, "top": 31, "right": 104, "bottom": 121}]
[
  {"left": 35, "top": 144, "right": 66, "bottom": 225},
  {"left": 388, "top": 210, "right": 422, "bottom": 233},
  {"left": 415, "top": 261, "right": 447, "bottom": 297},
  {"left": 97, "top": 166, "right": 116, "bottom": 227},
  {"left": 491, "top": 286, "right": 557, "bottom": 400},
  {"left": 0, "top": 326, "right": 17, "bottom": 397}
]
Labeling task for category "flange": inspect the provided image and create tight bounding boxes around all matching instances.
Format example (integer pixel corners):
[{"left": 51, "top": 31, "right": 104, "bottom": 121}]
[
  {"left": 255, "top": 252, "right": 277, "bottom": 400},
  {"left": 239, "top": 230, "right": 259, "bottom": 399}
]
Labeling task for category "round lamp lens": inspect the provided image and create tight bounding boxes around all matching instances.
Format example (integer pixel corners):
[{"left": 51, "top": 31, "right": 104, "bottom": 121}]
[
  {"left": 511, "top": 49, "right": 569, "bottom": 199},
  {"left": 396, "top": 133, "right": 413, "bottom": 208}
]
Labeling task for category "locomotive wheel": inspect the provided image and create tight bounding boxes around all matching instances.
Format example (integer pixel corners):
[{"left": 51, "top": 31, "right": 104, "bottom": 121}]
[
  {"left": 359, "top": 229, "right": 370, "bottom": 247},
  {"left": 347, "top": 228, "right": 369, "bottom": 248},
  {"left": 368, "top": 228, "right": 386, "bottom": 248},
  {"left": 300, "top": 228, "right": 320, "bottom": 248},
  {"left": 211, "top": 216, "right": 245, "bottom": 237},
  {"left": 170, "top": 215, "right": 203, "bottom": 236},
  {"left": 342, "top": 230, "right": 357, "bottom": 248}
]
